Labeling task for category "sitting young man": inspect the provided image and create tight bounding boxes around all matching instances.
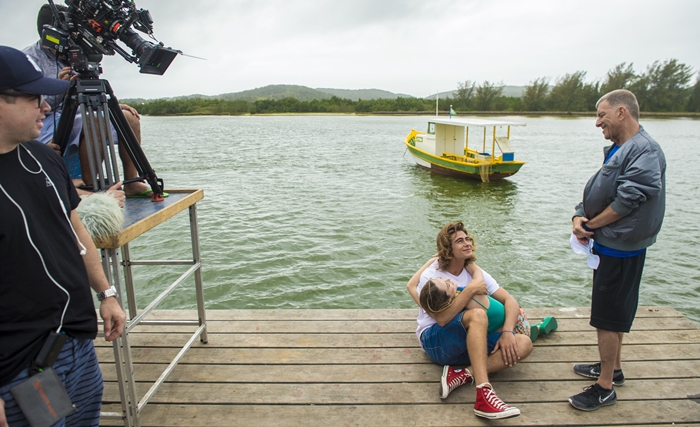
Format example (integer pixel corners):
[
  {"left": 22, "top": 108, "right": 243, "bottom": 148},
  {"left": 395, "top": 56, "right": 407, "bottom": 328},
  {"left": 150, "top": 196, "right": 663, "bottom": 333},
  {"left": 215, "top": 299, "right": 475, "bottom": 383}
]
[{"left": 406, "top": 222, "right": 533, "bottom": 419}]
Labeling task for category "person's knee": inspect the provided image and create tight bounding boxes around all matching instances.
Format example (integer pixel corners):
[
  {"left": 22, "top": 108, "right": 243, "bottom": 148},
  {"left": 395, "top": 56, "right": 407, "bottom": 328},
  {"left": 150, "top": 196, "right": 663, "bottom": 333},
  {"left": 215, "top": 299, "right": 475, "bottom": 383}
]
[
  {"left": 462, "top": 308, "right": 488, "bottom": 329},
  {"left": 516, "top": 334, "right": 533, "bottom": 358},
  {"left": 123, "top": 109, "right": 141, "bottom": 134}
]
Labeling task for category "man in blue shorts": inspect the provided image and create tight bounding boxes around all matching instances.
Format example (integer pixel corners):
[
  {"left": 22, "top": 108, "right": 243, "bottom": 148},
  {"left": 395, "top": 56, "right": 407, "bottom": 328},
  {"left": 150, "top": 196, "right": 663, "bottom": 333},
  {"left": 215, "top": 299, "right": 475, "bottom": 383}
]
[
  {"left": 0, "top": 45, "right": 126, "bottom": 427},
  {"left": 570, "top": 89, "right": 666, "bottom": 411}
]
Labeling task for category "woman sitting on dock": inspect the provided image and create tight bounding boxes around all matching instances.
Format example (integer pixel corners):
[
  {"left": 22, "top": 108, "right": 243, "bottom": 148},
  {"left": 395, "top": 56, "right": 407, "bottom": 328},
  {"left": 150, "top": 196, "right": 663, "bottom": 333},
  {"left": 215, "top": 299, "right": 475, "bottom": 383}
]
[{"left": 406, "top": 221, "right": 533, "bottom": 420}]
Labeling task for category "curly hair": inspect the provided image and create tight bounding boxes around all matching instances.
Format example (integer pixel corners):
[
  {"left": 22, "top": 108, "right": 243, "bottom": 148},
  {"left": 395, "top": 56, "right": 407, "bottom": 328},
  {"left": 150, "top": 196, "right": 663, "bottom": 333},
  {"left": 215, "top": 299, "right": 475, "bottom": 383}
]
[
  {"left": 436, "top": 221, "right": 477, "bottom": 271},
  {"left": 419, "top": 279, "right": 453, "bottom": 316}
]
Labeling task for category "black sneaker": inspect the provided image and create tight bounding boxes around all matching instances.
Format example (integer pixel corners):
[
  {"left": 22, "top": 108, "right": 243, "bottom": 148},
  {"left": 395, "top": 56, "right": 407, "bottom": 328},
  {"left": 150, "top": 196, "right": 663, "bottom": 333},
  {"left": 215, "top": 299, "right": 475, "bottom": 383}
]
[
  {"left": 569, "top": 383, "right": 617, "bottom": 411},
  {"left": 573, "top": 362, "right": 625, "bottom": 386}
]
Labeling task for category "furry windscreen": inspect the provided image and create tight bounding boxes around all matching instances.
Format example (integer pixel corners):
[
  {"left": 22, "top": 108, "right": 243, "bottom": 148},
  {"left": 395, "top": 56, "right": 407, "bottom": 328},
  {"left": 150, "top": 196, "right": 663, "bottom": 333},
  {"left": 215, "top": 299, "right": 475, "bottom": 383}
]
[{"left": 77, "top": 193, "right": 125, "bottom": 238}]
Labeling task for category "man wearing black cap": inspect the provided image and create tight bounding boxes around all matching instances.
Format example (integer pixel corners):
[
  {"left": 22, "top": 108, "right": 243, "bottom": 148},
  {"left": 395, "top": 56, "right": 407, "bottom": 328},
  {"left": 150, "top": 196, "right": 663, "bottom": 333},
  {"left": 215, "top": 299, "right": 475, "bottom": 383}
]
[{"left": 0, "top": 45, "right": 125, "bottom": 427}]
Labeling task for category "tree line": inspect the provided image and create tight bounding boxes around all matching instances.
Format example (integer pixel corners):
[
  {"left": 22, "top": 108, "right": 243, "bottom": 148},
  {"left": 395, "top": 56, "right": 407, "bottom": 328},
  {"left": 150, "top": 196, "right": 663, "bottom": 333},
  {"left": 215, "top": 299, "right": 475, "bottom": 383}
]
[{"left": 136, "top": 59, "right": 700, "bottom": 116}]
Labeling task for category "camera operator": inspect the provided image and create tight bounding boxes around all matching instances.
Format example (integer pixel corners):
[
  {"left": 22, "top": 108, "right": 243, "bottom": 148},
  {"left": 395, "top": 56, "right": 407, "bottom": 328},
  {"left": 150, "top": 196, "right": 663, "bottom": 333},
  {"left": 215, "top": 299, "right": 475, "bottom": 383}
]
[
  {"left": 23, "top": 4, "right": 162, "bottom": 204},
  {"left": 0, "top": 45, "right": 126, "bottom": 427}
]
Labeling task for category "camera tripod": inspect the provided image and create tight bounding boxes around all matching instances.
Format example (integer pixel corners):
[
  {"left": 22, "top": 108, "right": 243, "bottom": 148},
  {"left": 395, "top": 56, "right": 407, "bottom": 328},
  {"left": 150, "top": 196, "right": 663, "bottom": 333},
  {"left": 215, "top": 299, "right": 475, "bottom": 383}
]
[{"left": 52, "top": 75, "right": 165, "bottom": 201}]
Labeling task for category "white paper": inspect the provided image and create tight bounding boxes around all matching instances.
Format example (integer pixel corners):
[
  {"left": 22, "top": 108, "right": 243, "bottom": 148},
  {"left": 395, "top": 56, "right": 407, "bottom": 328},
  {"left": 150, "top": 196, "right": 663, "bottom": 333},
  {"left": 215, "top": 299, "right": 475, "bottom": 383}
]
[{"left": 569, "top": 233, "right": 600, "bottom": 269}]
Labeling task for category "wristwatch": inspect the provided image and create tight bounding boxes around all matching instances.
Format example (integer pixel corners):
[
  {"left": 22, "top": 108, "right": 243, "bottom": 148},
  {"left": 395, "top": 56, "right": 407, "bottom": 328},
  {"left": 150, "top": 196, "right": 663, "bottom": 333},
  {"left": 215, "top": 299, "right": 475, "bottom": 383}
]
[{"left": 97, "top": 285, "right": 118, "bottom": 301}]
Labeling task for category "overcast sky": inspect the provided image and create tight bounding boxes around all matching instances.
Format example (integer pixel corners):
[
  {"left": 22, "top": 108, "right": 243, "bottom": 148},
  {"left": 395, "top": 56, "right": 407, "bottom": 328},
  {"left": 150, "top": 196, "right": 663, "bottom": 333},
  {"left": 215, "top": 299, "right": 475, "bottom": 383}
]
[{"left": 1, "top": 0, "right": 698, "bottom": 100}]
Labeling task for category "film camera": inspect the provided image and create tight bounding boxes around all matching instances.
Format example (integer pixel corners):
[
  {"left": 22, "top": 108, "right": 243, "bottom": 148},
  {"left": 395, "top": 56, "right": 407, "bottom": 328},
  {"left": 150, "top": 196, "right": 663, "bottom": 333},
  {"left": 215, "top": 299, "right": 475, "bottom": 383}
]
[{"left": 42, "top": 0, "right": 180, "bottom": 76}]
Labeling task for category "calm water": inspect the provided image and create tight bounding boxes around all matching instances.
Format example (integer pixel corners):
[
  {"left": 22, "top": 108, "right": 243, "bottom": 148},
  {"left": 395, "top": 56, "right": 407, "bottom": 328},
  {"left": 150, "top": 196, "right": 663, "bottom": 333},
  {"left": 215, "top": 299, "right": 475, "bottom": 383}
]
[{"left": 125, "top": 114, "right": 700, "bottom": 324}]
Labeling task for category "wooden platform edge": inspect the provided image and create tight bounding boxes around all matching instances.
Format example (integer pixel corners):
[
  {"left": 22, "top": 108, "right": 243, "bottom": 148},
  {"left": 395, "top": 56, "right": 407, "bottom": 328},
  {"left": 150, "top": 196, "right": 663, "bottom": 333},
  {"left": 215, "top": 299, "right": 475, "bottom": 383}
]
[{"left": 94, "top": 189, "right": 203, "bottom": 249}]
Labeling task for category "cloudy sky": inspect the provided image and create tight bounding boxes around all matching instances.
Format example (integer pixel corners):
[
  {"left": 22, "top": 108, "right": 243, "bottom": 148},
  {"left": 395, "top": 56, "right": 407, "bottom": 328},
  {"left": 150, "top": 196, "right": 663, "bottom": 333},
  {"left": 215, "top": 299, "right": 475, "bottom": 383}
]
[{"left": 1, "top": 0, "right": 698, "bottom": 100}]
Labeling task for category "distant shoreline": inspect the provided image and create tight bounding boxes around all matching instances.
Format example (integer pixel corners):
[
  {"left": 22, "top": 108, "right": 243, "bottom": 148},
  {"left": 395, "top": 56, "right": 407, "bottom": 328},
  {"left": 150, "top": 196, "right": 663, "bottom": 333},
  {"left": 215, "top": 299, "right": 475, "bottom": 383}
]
[{"left": 145, "top": 111, "right": 700, "bottom": 118}]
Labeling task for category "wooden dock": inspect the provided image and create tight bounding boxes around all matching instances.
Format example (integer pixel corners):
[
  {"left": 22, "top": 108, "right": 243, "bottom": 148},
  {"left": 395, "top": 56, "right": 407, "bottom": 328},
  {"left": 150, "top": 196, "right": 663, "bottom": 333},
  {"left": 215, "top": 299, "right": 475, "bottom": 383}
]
[{"left": 96, "top": 306, "right": 700, "bottom": 426}]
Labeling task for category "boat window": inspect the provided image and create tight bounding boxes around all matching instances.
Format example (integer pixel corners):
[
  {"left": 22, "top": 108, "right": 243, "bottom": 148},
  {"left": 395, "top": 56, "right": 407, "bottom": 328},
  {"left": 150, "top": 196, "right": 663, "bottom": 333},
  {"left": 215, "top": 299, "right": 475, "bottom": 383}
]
[{"left": 428, "top": 123, "right": 435, "bottom": 134}]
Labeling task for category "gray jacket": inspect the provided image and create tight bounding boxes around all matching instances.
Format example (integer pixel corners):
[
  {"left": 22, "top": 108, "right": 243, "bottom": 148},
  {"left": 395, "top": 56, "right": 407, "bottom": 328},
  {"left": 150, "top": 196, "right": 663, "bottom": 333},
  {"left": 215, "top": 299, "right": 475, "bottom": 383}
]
[{"left": 575, "top": 125, "right": 666, "bottom": 251}]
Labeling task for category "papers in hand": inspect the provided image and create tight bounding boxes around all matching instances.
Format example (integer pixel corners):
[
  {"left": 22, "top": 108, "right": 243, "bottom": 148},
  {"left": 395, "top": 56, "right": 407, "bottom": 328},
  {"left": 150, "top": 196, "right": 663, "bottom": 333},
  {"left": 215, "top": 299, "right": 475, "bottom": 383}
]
[{"left": 569, "top": 233, "right": 600, "bottom": 269}]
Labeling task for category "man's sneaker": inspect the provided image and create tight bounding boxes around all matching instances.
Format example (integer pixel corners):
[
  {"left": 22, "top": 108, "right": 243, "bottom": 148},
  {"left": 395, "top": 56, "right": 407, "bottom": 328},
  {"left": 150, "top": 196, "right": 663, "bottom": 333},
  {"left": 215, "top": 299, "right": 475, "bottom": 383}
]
[
  {"left": 573, "top": 362, "right": 625, "bottom": 386},
  {"left": 569, "top": 383, "right": 617, "bottom": 411},
  {"left": 474, "top": 383, "right": 521, "bottom": 419},
  {"left": 440, "top": 366, "right": 472, "bottom": 399}
]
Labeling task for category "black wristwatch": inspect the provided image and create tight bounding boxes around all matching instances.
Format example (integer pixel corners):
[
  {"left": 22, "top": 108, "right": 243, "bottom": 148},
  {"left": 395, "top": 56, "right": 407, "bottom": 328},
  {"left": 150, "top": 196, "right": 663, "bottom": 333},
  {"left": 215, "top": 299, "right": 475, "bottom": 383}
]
[{"left": 97, "top": 285, "right": 118, "bottom": 301}]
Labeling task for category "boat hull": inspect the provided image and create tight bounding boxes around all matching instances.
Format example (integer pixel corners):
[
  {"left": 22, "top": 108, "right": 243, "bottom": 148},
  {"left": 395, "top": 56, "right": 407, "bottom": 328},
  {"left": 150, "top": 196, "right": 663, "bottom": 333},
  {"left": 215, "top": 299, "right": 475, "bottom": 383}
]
[{"left": 405, "top": 142, "right": 524, "bottom": 181}]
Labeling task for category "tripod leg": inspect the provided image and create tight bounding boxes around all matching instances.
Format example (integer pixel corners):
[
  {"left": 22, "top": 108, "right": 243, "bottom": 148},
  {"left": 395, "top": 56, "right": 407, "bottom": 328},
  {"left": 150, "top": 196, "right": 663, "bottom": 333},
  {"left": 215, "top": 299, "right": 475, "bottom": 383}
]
[
  {"left": 94, "top": 99, "right": 120, "bottom": 186},
  {"left": 77, "top": 84, "right": 121, "bottom": 192},
  {"left": 79, "top": 96, "right": 104, "bottom": 190},
  {"left": 53, "top": 82, "right": 78, "bottom": 156},
  {"left": 79, "top": 93, "right": 120, "bottom": 192},
  {"left": 104, "top": 81, "right": 164, "bottom": 200}
]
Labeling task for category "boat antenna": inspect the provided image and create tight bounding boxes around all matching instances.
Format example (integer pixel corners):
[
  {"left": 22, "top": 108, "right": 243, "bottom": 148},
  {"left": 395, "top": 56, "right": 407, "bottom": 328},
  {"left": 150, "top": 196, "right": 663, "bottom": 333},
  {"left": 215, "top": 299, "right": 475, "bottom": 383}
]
[{"left": 435, "top": 90, "right": 439, "bottom": 116}]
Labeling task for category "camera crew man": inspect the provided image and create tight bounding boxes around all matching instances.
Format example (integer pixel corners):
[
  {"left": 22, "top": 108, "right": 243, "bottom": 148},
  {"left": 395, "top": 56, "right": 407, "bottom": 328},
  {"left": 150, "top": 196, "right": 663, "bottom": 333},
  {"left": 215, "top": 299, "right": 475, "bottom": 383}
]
[
  {"left": 0, "top": 46, "right": 125, "bottom": 427},
  {"left": 23, "top": 4, "right": 156, "bottom": 204}
]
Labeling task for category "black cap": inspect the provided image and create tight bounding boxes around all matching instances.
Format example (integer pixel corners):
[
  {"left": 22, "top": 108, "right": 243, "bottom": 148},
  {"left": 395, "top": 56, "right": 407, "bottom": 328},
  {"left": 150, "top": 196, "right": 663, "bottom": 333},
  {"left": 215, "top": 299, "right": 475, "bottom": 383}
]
[{"left": 0, "top": 45, "right": 70, "bottom": 95}]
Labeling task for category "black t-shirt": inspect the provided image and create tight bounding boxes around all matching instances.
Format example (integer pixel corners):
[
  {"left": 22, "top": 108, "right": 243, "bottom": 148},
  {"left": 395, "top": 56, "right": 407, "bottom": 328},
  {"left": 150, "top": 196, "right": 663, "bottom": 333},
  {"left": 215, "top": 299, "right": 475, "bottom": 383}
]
[{"left": 0, "top": 141, "right": 97, "bottom": 386}]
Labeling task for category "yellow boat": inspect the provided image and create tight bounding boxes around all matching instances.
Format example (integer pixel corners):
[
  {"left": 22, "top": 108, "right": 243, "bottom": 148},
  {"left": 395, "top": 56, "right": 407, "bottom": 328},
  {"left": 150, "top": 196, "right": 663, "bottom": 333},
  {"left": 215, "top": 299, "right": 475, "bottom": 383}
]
[{"left": 404, "top": 117, "right": 526, "bottom": 182}]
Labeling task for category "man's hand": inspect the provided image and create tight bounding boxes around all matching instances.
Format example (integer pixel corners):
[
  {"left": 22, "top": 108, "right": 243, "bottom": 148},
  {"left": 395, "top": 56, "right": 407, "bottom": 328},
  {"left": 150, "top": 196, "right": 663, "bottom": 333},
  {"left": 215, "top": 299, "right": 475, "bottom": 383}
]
[
  {"left": 105, "top": 181, "right": 125, "bottom": 207},
  {"left": 47, "top": 141, "right": 61, "bottom": 156},
  {"left": 572, "top": 216, "right": 593, "bottom": 244},
  {"left": 0, "top": 397, "right": 7, "bottom": 427},
  {"left": 120, "top": 104, "right": 140, "bottom": 119},
  {"left": 100, "top": 297, "right": 126, "bottom": 341},
  {"left": 492, "top": 331, "right": 520, "bottom": 367},
  {"left": 467, "top": 280, "right": 488, "bottom": 298},
  {"left": 58, "top": 66, "right": 76, "bottom": 81}
]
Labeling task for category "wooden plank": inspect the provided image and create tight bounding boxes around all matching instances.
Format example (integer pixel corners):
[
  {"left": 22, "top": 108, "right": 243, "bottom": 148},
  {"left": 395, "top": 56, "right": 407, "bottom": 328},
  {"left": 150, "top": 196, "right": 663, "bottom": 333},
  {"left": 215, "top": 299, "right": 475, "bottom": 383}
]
[
  {"left": 102, "top": 378, "right": 700, "bottom": 405},
  {"left": 533, "top": 329, "right": 700, "bottom": 346},
  {"left": 135, "top": 306, "right": 688, "bottom": 321},
  {"left": 99, "top": 401, "right": 700, "bottom": 426},
  {"left": 94, "top": 189, "right": 203, "bottom": 248},
  {"left": 127, "top": 320, "right": 420, "bottom": 334},
  {"left": 95, "top": 343, "right": 700, "bottom": 365},
  {"left": 94, "top": 328, "right": 700, "bottom": 349},
  {"left": 116, "top": 316, "right": 698, "bottom": 334},
  {"left": 98, "top": 360, "right": 700, "bottom": 384}
]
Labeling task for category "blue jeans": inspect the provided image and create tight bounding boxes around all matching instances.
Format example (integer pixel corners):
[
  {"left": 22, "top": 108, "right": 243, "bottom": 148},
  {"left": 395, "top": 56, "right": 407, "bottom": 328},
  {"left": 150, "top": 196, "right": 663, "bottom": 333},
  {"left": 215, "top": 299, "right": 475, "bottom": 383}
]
[
  {"left": 420, "top": 311, "right": 502, "bottom": 366},
  {"left": 0, "top": 337, "right": 103, "bottom": 427}
]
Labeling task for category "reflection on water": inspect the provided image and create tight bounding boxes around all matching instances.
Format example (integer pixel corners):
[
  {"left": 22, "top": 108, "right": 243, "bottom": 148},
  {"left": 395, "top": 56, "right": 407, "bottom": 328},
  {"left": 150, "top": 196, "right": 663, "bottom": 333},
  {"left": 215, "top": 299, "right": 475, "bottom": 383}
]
[{"left": 125, "top": 115, "right": 700, "bottom": 324}]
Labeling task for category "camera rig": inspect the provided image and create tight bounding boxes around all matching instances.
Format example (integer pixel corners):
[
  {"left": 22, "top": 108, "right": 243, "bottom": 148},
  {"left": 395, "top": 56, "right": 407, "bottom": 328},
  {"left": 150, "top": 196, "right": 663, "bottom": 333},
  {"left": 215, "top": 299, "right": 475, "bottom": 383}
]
[
  {"left": 43, "top": 0, "right": 180, "bottom": 76},
  {"left": 43, "top": 0, "right": 181, "bottom": 201}
]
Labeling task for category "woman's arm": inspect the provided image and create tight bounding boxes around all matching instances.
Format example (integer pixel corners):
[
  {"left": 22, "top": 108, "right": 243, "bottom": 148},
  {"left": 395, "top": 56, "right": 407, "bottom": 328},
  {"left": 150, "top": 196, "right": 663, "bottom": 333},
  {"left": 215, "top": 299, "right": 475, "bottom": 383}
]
[
  {"left": 490, "top": 287, "right": 521, "bottom": 366},
  {"left": 430, "top": 264, "right": 487, "bottom": 327},
  {"left": 406, "top": 256, "right": 438, "bottom": 307}
]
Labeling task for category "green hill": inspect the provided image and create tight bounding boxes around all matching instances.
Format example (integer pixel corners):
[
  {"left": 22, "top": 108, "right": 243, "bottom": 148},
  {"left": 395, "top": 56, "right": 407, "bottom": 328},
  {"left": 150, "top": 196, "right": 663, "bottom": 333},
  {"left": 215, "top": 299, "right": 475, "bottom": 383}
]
[
  {"left": 218, "top": 84, "right": 333, "bottom": 102},
  {"left": 122, "top": 85, "right": 417, "bottom": 105},
  {"left": 215, "top": 85, "right": 415, "bottom": 102},
  {"left": 121, "top": 84, "right": 528, "bottom": 105},
  {"left": 315, "top": 88, "right": 413, "bottom": 101}
]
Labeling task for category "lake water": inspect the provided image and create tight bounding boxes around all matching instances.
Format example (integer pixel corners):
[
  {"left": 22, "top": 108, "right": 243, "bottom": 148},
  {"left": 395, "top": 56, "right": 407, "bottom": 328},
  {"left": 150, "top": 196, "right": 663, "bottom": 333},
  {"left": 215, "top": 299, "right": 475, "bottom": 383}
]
[{"left": 126, "top": 114, "right": 700, "bottom": 324}]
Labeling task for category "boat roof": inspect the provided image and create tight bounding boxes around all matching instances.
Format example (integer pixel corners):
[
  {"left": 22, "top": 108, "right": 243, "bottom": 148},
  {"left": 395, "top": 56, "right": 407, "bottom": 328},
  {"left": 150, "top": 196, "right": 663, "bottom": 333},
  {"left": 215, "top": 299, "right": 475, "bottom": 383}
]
[{"left": 427, "top": 117, "right": 526, "bottom": 127}]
